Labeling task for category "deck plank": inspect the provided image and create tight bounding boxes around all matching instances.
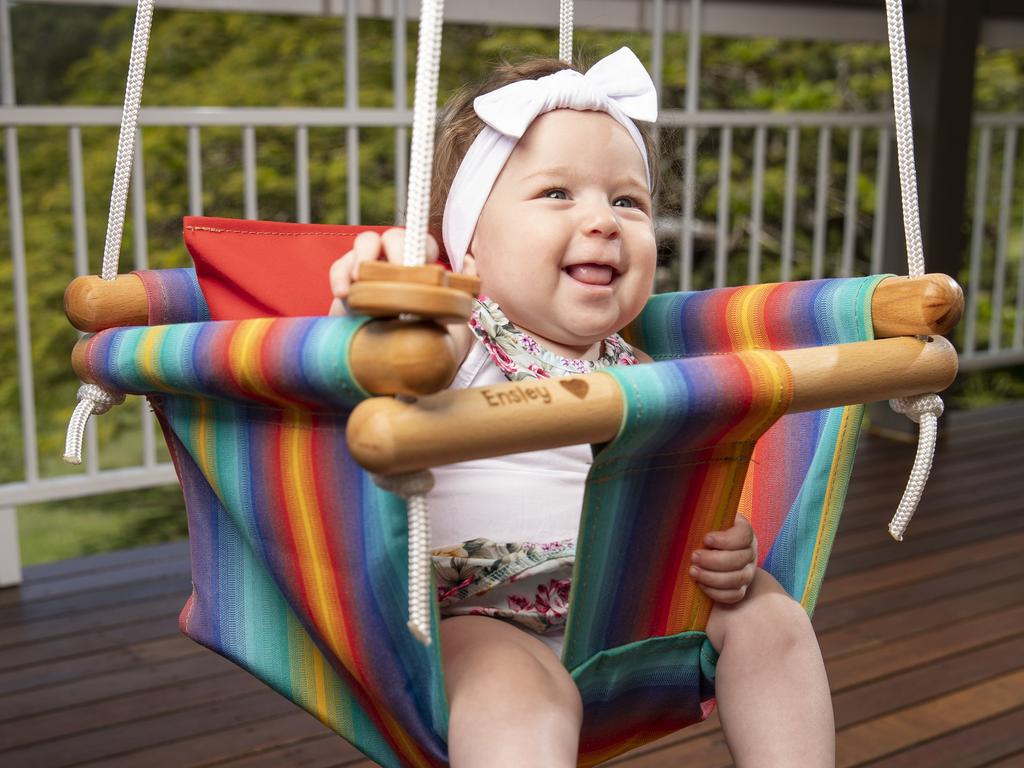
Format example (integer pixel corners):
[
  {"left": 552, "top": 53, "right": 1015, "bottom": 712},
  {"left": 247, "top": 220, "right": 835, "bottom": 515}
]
[{"left": 0, "top": 402, "right": 1019, "bottom": 767}]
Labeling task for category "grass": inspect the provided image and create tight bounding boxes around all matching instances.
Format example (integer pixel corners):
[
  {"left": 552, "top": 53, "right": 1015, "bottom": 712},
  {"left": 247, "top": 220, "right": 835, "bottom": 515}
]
[{"left": 18, "top": 484, "right": 188, "bottom": 566}]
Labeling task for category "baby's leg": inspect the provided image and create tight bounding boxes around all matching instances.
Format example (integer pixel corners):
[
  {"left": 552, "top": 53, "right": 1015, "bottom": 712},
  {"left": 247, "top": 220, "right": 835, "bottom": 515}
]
[
  {"left": 706, "top": 569, "right": 835, "bottom": 768},
  {"left": 440, "top": 615, "right": 582, "bottom": 768}
]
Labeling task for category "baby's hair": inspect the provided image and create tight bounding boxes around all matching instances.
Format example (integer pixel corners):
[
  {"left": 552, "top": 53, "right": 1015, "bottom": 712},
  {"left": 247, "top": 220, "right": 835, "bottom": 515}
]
[{"left": 429, "top": 55, "right": 658, "bottom": 259}]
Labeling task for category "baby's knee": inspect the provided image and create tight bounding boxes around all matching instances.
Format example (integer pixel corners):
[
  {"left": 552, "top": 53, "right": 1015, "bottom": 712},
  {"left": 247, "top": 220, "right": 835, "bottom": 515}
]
[
  {"left": 707, "top": 569, "right": 815, "bottom": 655},
  {"left": 442, "top": 618, "right": 582, "bottom": 720}
]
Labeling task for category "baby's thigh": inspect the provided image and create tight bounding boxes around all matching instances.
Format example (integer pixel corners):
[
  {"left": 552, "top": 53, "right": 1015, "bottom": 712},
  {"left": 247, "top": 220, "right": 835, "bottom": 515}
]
[
  {"left": 705, "top": 568, "right": 815, "bottom": 655},
  {"left": 440, "top": 615, "right": 580, "bottom": 713}
]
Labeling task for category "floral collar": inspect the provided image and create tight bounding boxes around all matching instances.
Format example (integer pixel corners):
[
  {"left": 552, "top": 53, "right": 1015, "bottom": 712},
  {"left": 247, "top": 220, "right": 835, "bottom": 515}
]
[{"left": 467, "top": 295, "right": 639, "bottom": 382}]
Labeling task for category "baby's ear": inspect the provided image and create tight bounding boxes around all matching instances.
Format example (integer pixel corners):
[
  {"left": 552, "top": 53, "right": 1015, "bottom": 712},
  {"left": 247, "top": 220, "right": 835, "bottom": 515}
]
[{"left": 462, "top": 253, "right": 478, "bottom": 277}]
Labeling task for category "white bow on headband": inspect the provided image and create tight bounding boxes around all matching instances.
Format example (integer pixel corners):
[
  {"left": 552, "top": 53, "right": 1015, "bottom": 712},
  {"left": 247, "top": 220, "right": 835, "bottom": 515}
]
[
  {"left": 473, "top": 47, "right": 658, "bottom": 139},
  {"left": 442, "top": 47, "right": 659, "bottom": 274}
]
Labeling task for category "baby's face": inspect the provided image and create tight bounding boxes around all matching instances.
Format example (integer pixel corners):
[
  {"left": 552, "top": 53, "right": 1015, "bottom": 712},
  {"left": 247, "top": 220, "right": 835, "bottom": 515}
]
[{"left": 468, "top": 109, "right": 657, "bottom": 355}]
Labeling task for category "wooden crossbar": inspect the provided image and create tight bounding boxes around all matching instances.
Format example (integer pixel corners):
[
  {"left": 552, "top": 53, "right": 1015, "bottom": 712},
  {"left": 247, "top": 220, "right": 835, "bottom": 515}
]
[{"left": 347, "top": 335, "right": 959, "bottom": 475}]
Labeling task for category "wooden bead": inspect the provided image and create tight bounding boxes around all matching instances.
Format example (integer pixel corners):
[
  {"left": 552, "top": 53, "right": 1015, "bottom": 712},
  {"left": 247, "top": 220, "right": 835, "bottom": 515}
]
[
  {"left": 347, "top": 262, "right": 481, "bottom": 321},
  {"left": 349, "top": 320, "right": 461, "bottom": 395},
  {"left": 357, "top": 261, "right": 479, "bottom": 293},
  {"left": 347, "top": 282, "right": 476, "bottom": 322}
]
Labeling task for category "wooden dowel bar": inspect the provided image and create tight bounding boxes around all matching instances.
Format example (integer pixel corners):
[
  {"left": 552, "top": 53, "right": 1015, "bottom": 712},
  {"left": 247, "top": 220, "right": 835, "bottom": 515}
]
[
  {"left": 64, "top": 271, "right": 963, "bottom": 338},
  {"left": 347, "top": 335, "right": 959, "bottom": 475}
]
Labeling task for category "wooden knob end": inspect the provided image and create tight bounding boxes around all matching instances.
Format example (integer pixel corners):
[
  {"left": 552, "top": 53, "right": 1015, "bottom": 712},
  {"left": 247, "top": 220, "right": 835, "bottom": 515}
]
[
  {"left": 65, "top": 274, "right": 149, "bottom": 332},
  {"left": 872, "top": 274, "right": 964, "bottom": 338}
]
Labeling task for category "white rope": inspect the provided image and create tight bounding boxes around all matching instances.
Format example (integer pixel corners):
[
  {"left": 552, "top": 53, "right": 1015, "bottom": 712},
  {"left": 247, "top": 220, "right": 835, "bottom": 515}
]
[
  {"left": 373, "top": 470, "right": 436, "bottom": 645},
  {"left": 558, "top": 0, "right": 574, "bottom": 64},
  {"left": 401, "top": 0, "right": 444, "bottom": 268},
  {"left": 884, "top": 0, "right": 925, "bottom": 279},
  {"left": 887, "top": 395, "right": 943, "bottom": 541},
  {"left": 63, "top": 384, "right": 126, "bottom": 464},
  {"left": 64, "top": 0, "right": 153, "bottom": 465},
  {"left": 370, "top": 0, "right": 447, "bottom": 644},
  {"left": 102, "top": 0, "right": 154, "bottom": 281},
  {"left": 883, "top": 0, "right": 942, "bottom": 540}
]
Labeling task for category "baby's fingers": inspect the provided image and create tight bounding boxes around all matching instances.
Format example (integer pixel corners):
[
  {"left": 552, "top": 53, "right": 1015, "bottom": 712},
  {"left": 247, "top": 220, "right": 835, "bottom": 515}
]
[
  {"left": 690, "top": 563, "right": 755, "bottom": 591},
  {"left": 691, "top": 547, "right": 754, "bottom": 573},
  {"left": 704, "top": 515, "right": 755, "bottom": 551},
  {"left": 696, "top": 584, "right": 748, "bottom": 605},
  {"left": 351, "top": 230, "right": 387, "bottom": 281},
  {"left": 378, "top": 228, "right": 440, "bottom": 267},
  {"left": 328, "top": 252, "right": 358, "bottom": 314}
]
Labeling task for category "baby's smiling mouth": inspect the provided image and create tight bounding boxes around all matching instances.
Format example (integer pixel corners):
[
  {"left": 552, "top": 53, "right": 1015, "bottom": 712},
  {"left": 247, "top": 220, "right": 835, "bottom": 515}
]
[{"left": 564, "top": 263, "right": 619, "bottom": 287}]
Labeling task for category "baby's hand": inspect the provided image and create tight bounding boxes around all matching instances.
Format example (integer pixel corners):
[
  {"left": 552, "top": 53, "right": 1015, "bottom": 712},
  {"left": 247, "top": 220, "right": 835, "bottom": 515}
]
[
  {"left": 689, "top": 515, "right": 757, "bottom": 605},
  {"left": 328, "top": 228, "right": 440, "bottom": 316}
]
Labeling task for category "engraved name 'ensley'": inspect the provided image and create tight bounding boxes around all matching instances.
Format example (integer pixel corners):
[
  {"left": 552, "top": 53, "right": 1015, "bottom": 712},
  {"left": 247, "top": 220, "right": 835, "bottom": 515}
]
[{"left": 481, "top": 385, "right": 553, "bottom": 407}]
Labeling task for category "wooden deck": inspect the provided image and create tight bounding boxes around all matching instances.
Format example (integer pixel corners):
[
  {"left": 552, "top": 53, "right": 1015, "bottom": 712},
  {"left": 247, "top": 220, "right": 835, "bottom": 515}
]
[{"left": 1, "top": 402, "right": 1022, "bottom": 767}]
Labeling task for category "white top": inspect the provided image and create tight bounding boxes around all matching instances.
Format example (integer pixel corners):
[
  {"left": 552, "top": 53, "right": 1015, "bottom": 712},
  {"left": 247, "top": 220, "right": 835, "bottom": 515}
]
[{"left": 428, "top": 340, "right": 592, "bottom": 550}]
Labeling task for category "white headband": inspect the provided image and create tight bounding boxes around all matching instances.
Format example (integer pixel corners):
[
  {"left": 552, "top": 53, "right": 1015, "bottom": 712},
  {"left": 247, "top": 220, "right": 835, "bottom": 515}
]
[{"left": 441, "top": 47, "right": 658, "bottom": 274}]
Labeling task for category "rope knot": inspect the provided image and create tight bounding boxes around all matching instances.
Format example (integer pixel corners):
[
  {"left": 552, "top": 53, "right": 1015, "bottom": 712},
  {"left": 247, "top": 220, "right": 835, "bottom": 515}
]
[
  {"left": 64, "top": 384, "right": 127, "bottom": 465},
  {"left": 889, "top": 393, "right": 943, "bottom": 423},
  {"left": 372, "top": 470, "right": 435, "bottom": 499},
  {"left": 886, "top": 392, "right": 944, "bottom": 542},
  {"left": 77, "top": 383, "right": 126, "bottom": 414}
]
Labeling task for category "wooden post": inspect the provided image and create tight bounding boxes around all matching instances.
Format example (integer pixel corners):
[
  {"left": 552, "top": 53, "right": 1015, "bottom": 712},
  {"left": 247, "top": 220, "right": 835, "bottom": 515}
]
[
  {"left": 0, "top": 507, "right": 22, "bottom": 588},
  {"left": 869, "top": 0, "right": 980, "bottom": 439}
]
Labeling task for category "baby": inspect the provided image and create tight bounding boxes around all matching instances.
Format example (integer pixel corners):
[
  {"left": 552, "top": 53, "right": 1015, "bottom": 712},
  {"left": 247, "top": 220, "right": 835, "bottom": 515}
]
[{"left": 330, "top": 48, "right": 834, "bottom": 768}]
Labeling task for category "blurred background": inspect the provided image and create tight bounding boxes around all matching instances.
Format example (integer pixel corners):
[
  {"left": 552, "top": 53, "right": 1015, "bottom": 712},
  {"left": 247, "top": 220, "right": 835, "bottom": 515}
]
[{"left": 0, "top": 0, "right": 1021, "bottom": 599}]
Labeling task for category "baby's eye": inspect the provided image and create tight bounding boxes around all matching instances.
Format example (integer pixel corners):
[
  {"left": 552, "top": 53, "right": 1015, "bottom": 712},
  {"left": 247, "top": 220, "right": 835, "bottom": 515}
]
[
  {"left": 613, "top": 196, "right": 638, "bottom": 209},
  {"left": 543, "top": 189, "right": 569, "bottom": 200}
]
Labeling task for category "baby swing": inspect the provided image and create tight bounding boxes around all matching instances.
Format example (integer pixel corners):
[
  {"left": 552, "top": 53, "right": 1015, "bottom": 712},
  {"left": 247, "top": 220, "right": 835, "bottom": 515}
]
[{"left": 62, "top": 1, "right": 962, "bottom": 766}]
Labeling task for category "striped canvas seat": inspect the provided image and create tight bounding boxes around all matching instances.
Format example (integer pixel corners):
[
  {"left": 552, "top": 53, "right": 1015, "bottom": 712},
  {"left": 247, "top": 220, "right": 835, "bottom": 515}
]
[{"left": 78, "top": 269, "right": 884, "bottom": 767}]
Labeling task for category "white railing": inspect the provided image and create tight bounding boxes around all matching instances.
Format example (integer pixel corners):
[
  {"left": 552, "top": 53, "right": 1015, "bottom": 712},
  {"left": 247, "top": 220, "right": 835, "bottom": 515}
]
[
  {"left": 961, "top": 114, "right": 1024, "bottom": 372},
  {"left": 4, "top": 108, "right": 1020, "bottom": 486}
]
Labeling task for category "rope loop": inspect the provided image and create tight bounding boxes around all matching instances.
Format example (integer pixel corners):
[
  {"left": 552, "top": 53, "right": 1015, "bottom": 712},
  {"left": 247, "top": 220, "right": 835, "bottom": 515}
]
[
  {"left": 78, "top": 383, "right": 126, "bottom": 415},
  {"left": 886, "top": 397, "right": 942, "bottom": 542},
  {"left": 372, "top": 469, "right": 436, "bottom": 498},
  {"left": 63, "top": 384, "right": 127, "bottom": 465},
  {"left": 889, "top": 392, "right": 944, "bottom": 424}
]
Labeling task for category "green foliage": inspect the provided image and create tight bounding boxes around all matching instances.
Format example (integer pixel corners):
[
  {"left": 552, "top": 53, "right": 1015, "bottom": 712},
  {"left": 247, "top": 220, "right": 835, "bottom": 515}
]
[
  {"left": 10, "top": 5, "right": 119, "bottom": 105},
  {"left": 18, "top": 484, "right": 187, "bottom": 565}
]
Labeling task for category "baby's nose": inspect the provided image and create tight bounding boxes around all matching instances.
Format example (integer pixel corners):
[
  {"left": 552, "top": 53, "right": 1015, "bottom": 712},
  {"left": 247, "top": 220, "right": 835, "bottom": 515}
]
[{"left": 584, "top": 207, "right": 620, "bottom": 239}]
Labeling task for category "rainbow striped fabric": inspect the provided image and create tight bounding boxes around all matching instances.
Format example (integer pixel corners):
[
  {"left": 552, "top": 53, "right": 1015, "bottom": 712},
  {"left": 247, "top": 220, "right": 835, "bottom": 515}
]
[
  {"left": 627, "top": 276, "right": 884, "bottom": 614},
  {"left": 134, "top": 268, "right": 210, "bottom": 325},
  {"left": 77, "top": 274, "right": 883, "bottom": 767},
  {"left": 567, "top": 276, "right": 884, "bottom": 764}
]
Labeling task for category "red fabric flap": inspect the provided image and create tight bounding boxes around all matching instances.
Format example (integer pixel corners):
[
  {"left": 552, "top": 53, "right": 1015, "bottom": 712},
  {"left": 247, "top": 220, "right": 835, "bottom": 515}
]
[{"left": 185, "top": 216, "right": 391, "bottom": 320}]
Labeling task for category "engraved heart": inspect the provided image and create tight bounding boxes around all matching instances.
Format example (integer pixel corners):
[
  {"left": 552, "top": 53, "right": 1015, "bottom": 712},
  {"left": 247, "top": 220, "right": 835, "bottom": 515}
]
[{"left": 560, "top": 379, "right": 589, "bottom": 400}]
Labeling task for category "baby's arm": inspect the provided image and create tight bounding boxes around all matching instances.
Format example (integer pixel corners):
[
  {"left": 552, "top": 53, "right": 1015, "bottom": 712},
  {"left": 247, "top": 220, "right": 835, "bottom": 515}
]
[{"left": 689, "top": 515, "right": 758, "bottom": 604}]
